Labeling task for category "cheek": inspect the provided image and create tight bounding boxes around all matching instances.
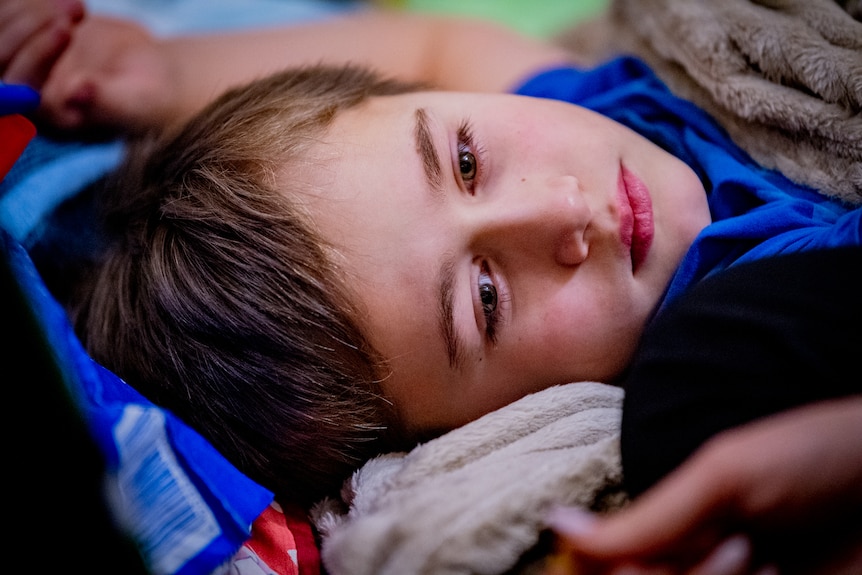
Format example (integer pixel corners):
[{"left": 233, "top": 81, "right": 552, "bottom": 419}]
[
  {"left": 517, "top": 295, "right": 598, "bottom": 359},
  {"left": 519, "top": 290, "right": 644, "bottom": 379}
]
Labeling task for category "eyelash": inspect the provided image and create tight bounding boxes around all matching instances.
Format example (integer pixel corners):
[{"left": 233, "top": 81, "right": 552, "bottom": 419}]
[
  {"left": 458, "top": 121, "right": 500, "bottom": 343},
  {"left": 456, "top": 119, "right": 485, "bottom": 194}
]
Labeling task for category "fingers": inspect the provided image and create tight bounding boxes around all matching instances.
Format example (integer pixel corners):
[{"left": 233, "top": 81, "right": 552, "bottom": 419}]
[
  {"left": 547, "top": 450, "right": 735, "bottom": 561},
  {"left": 36, "top": 16, "right": 168, "bottom": 136},
  {"left": 688, "top": 535, "right": 751, "bottom": 575},
  {"left": 547, "top": 400, "right": 862, "bottom": 574},
  {"left": 3, "top": 19, "right": 72, "bottom": 87},
  {"left": 542, "top": 529, "right": 755, "bottom": 575},
  {"left": 0, "top": 0, "right": 85, "bottom": 88}
]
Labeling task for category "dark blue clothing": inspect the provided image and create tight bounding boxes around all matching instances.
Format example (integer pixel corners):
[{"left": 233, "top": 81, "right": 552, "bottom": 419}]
[
  {"left": 620, "top": 245, "right": 862, "bottom": 498},
  {"left": 513, "top": 57, "right": 861, "bottom": 309}
]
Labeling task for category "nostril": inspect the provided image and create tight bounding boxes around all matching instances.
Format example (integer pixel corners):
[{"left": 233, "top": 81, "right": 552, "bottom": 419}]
[
  {"left": 556, "top": 226, "right": 590, "bottom": 266},
  {"left": 554, "top": 177, "right": 591, "bottom": 266}
]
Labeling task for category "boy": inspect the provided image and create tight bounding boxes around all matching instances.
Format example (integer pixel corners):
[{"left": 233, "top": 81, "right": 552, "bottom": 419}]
[
  {"left": 5, "top": 1, "right": 717, "bottom": 499},
  {"left": 4, "top": 2, "right": 861, "bottom": 572},
  {"left": 73, "top": 52, "right": 714, "bottom": 497}
]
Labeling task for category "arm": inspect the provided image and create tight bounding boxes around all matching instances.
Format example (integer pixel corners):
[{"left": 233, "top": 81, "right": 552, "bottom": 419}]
[
  {"left": 164, "top": 11, "right": 572, "bottom": 94},
  {"left": 153, "top": 11, "right": 572, "bottom": 129},
  {"left": 2, "top": 4, "right": 574, "bottom": 136}
]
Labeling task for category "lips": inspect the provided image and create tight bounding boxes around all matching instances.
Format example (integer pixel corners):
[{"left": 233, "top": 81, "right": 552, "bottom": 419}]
[{"left": 617, "top": 164, "right": 654, "bottom": 271}]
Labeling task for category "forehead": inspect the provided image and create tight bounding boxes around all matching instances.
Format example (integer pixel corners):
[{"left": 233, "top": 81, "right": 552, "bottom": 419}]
[
  {"left": 298, "top": 92, "right": 475, "bottom": 420},
  {"left": 301, "top": 92, "right": 449, "bottom": 338},
  {"left": 308, "top": 94, "right": 436, "bottom": 255}
]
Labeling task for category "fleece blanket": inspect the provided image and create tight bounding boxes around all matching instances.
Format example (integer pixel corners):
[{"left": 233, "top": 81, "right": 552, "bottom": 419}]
[
  {"left": 557, "top": 0, "right": 862, "bottom": 204},
  {"left": 310, "top": 2, "right": 861, "bottom": 575},
  {"left": 311, "top": 382, "right": 626, "bottom": 575}
]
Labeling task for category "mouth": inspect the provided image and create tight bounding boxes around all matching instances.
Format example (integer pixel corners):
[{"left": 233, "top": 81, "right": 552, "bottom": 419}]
[{"left": 617, "top": 163, "right": 654, "bottom": 272}]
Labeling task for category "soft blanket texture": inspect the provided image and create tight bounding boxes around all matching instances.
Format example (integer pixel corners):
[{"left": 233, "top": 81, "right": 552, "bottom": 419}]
[
  {"left": 557, "top": 0, "right": 862, "bottom": 204},
  {"left": 311, "top": 382, "right": 625, "bottom": 575}
]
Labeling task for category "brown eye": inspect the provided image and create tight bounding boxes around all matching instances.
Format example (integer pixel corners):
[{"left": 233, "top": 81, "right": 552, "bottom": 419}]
[
  {"left": 459, "top": 151, "right": 477, "bottom": 182},
  {"left": 479, "top": 281, "right": 497, "bottom": 315},
  {"left": 477, "top": 262, "right": 500, "bottom": 343}
]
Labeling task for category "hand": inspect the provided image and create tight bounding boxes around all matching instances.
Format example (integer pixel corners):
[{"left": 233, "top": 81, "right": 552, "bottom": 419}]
[
  {"left": 0, "top": 0, "right": 84, "bottom": 89},
  {"left": 546, "top": 397, "right": 862, "bottom": 574},
  {"left": 1, "top": 2, "right": 175, "bottom": 137},
  {"left": 36, "top": 15, "right": 178, "bottom": 137}
]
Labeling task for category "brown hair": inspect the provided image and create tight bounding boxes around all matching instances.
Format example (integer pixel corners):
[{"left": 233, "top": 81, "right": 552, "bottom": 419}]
[{"left": 74, "top": 64, "right": 424, "bottom": 505}]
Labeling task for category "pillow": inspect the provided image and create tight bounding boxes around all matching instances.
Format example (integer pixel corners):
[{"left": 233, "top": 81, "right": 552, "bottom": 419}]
[{"left": 1, "top": 86, "right": 306, "bottom": 575}]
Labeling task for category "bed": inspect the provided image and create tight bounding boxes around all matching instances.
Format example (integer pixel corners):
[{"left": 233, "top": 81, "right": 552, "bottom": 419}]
[{"left": 3, "top": 1, "right": 859, "bottom": 574}]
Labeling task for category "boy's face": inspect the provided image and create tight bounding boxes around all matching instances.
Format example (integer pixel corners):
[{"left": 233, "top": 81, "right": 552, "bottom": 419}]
[{"left": 293, "top": 91, "right": 710, "bottom": 434}]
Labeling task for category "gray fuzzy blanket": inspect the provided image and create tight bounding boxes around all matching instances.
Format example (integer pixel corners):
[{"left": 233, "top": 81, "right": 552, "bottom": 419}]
[
  {"left": 311, "top": 382, "right": 626, "bottom": 575},
  {"left": 557, "top": 0, "right": 862, "bottom": 204}
]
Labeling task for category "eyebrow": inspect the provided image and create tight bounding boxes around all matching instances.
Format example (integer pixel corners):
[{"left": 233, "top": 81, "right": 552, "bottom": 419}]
[
  {"left": 413, "top": 108, "right": 465, "bottom": 372},
  {"left": 437, "top": 254, "right": 465, "bottom": 372},
  {"left": 414, "top": 108, "right": 443, "bottom": 197}
]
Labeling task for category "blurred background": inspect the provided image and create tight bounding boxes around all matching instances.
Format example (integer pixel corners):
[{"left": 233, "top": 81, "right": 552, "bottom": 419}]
[
  {"left": 374, "top": 0, "right": 608, "bottom": 37},
  {"left": 84, "top": 0, "right": 609, "bottom": 38}
]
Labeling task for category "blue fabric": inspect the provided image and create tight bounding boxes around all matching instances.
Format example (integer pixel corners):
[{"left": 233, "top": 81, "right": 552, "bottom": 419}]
[
  {"left": 0, "top": 137, "right": 125, "bottom": 244},
  {"left": 514, "top": 57, "right": 861, "bottom": 309},
  {"left": 1, "top": 85, "right": 272, "bottom": 575},
  {"left": 87, "top": 0, "right": 365, "bottom": 37},
  {"left": 0, "top": 82, "right": 126, "bottom": 247},
  {"left": 0, "top": 5, "right": 369, "bottom": 571},
  {"left": 2, "top": 230, "right": 273, "bottom": 575},
  {"left": 0, "top": 82, "right": 39, "bottom": 115}
]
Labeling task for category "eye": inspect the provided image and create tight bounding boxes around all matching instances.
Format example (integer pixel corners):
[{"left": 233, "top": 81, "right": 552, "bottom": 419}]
[
  {"left": 478, "top": 268, "right": 497, "bottom": 315},
  {"left": 459, "top": 150, "right": 477, "bottom": 183},
  {"left": 477, "top": 261, "right": 500, "bottom": 343},
  {"left": 456, "top": 119, "right": 484, "bottom": 194}
]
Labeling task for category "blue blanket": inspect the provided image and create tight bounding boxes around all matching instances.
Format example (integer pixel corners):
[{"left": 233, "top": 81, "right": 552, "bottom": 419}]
[
  {"left": 0, "top": 83, "right": 274, "bottom": 575},
  {"left": 0, "top": 2, "right": 363, "bottom": 570}
]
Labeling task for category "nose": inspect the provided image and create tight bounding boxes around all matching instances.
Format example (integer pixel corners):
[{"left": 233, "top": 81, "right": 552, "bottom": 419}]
[{"left": 475, "top": 175, "right": 591, "bottom": 266}]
